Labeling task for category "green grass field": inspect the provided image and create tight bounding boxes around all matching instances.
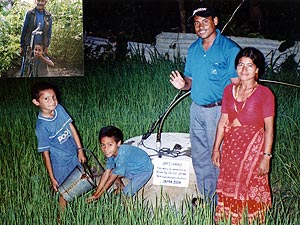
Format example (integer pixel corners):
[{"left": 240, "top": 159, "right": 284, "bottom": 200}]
[{"left": 0, "top": 56, "right": 299, "bottom": 224}]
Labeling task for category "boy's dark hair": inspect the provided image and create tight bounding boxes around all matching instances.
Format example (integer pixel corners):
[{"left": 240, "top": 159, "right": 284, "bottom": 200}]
[
  {"left": 99, "top": 126, "right": 124, "bottom": 144},
  {"left": 35, "top": 42, "right": 46, "bottom": 51},
  {"left": 31, "top": 81, "right": 60, "bottom": 101}
]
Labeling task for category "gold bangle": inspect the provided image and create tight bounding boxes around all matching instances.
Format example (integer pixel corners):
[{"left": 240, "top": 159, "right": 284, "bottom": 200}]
[{"left": 263, "top": 152, "right": 272, "bottom": 157}]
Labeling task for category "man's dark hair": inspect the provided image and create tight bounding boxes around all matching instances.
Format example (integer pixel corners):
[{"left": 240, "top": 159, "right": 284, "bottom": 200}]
[
  {"left": 31, "top": 81, "right": 60, "bottom": 101},
  {"left": 99, "top": 126, "right": 124, "bottom": 144}
]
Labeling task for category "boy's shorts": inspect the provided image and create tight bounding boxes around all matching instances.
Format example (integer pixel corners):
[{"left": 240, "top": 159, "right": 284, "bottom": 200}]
[{"left": 122, "top": 170, "right": 153, "bottom": 196}]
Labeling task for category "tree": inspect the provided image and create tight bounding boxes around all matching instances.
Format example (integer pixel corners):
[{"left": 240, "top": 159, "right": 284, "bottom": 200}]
[{"left": 178, "top": 0, "right": 186, "bottom": 33}]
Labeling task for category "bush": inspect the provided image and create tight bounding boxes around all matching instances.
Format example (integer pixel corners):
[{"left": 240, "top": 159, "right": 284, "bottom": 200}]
[
  {"left": 49, "top": 0, "right": 84, "bottom": 69},
  {"left": 0, "top": 0, "right": 27, "bottom": 76}
]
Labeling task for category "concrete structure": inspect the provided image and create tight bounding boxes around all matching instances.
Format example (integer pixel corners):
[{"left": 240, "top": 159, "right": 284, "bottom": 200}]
[
  {"left": 125, "top": 132, "right": 198, "bottom": 207},
  {"left": 155, "top": 32, "right": 300, "bottom": 72},
  {"left": 85, "top": 33, "right": 299, "bottom": 73}
]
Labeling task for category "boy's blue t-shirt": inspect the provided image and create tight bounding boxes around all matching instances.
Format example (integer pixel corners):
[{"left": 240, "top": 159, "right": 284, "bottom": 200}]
[
  {"left": 106, "top": 144, "right": 153, "bottom": 178},
  {"left": 35, "top": 104, "right": 79, "bottom": 184}
]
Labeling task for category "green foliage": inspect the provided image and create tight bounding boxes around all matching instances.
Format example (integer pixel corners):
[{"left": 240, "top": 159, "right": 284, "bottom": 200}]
[
  {"left": 0, "top": 0, "right": 83, "bottom": 77},
  {"left": 0, "top": 1, "right": 27, "bottom": 76},
  {"left": 267, "top": 78, "right": 300, "bottom": 205},
  {"left": 48, "top": 0, "right": 83, "bottom": 69}
]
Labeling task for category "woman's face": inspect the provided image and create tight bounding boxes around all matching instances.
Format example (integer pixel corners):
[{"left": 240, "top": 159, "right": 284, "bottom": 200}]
[{"left": 236, "top": 56, "right": 259, "bottom": 81}]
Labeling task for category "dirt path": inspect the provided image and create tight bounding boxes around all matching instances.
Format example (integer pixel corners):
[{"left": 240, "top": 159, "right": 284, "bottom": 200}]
[
  {"left": 47, "top": 66, "right": 83, "bottom": 77},
  {"left": 3, "top": 64, "right": 83, "bottom": 78}
]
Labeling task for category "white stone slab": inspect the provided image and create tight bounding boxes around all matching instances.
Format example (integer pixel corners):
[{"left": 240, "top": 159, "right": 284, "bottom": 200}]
[{"left": 125, "top": 132, "right": 198, "bottom": 207}]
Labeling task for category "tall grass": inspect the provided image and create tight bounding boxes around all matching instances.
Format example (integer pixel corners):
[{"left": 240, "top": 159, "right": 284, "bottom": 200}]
[{"left": 0, "top": 55, "right": 299, "bottom": 224}]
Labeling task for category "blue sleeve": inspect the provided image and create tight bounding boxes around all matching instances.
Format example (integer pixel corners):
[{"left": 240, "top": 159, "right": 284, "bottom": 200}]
[{"left": 36, "top": 125, "right": 50, "bottom": 152}]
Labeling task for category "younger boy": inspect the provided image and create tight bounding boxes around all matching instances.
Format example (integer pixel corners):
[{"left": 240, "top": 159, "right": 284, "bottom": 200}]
[
  {"left": 31, "top": 81, "right": 86, "bottom": 212},
  {"left": 32, "top": 42, "right": 54, "bottom": 77},
  {"left": 89, "top": 126, "right": 153, "bottom": 201}
]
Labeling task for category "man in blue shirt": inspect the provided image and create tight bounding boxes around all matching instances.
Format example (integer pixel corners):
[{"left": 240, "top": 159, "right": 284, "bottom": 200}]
[{"left": 170, "top": 6, "right": 240, "bottom": 203}]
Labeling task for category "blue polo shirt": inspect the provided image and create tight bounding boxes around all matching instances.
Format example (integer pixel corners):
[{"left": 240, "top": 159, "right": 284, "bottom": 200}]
[{"left": 184, "top": 29, "right": 240, "bottom": 106}]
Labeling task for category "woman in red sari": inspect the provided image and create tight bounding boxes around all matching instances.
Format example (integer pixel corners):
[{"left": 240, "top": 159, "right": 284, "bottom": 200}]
[{"left": 212, "top": 47, "right": 275, "bottom": 224}]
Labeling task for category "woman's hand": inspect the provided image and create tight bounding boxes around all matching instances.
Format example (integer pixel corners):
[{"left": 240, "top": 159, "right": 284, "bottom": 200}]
[
  {"left": 212, "top": 150, "right": 221, "bottom": 168},
  {"left": 258, "top": 156, "right": 271, "bottom": 176}
]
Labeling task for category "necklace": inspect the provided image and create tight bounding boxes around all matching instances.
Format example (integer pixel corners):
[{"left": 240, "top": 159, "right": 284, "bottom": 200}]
[{"left": 234, "top": 82, "right": 257, "bottom": 113}]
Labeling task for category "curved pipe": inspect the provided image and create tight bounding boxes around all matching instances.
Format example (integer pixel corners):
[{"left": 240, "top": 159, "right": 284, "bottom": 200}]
[{"left": 156, "top": 90, "right": 190, "bottom": 144}]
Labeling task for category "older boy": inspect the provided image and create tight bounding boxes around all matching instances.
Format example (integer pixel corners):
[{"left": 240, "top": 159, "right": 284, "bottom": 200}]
[
  {"left": 20, "top": 0, "right": 52, "bottom": 56},
  {"left": 31, "top": 81, "right": 86, "bottom": 212}
]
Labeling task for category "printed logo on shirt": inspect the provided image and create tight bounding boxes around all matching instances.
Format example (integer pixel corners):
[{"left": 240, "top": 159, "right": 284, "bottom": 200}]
[
  {"left": 57, "top": 128, "right": 71, "bottom": 144},
  {"left": 210, "top": 68, "right": 218, "bottom": 75}
]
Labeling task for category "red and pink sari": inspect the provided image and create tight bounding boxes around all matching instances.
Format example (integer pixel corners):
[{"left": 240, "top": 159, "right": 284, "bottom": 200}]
[{"left": 214, "top": 124, "right": 271, "bottom": 224}]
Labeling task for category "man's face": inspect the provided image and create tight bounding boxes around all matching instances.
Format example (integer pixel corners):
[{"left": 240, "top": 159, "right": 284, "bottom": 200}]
[
  {"left": 193, "top": 15, "right": 218, "bottom": 40},
  {"left": 36, "top": 0, "right": 47, "bottom": 11}
]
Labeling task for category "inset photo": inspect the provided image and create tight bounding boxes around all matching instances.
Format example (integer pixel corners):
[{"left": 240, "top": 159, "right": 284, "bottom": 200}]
[{"left": 1, "top": 0, "right": 84, "bottom": 78}]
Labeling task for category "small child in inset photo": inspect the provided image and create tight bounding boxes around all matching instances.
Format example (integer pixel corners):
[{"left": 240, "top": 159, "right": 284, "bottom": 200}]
[
  {"left": 32, "top": 42, "right": 54, "bottom": 77},
  {"left": 88, "top": 126, "right": 153, "bottom": 202},
  {"left": 31, "top": 81, "right": 86, "bottom": 212}
]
